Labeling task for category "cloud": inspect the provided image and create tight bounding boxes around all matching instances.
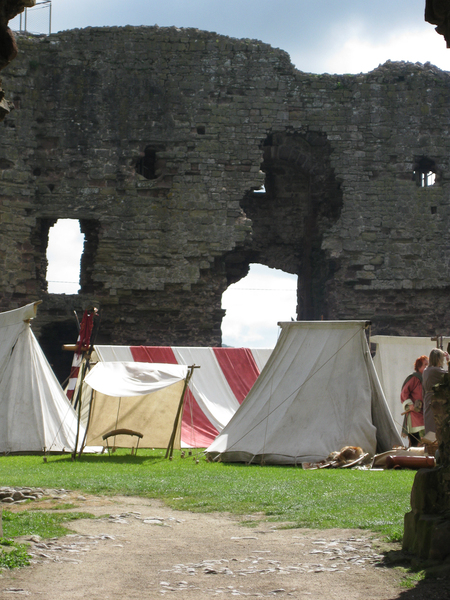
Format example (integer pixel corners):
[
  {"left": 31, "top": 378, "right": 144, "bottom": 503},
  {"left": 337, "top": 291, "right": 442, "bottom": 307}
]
[
  {"left": 15, "top": 1, "right": 448, "bottom": 75},
  {"left": 301, "top": 27, "right": 450, "bottom": 75},
  {"left": 32, "top": 1, "right": 445, "bottom": 74},
  {"left": 221, "top": 265, "right": 297, "bottom": 348}
]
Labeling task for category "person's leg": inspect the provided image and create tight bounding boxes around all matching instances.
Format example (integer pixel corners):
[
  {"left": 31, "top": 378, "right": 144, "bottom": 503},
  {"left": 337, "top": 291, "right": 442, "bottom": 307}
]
[{"left": 408, "top": 433, "right": 419, "bottom": 447}]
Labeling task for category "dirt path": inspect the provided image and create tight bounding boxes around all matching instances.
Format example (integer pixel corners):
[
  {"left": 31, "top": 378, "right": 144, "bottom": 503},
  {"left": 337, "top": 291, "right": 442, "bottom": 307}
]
[{"left": 0, "top": 493, "right": 446, "bottom": 599}]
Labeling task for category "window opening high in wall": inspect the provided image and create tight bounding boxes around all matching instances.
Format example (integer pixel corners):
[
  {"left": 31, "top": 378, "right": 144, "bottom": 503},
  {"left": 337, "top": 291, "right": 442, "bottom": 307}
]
[
  {"left": 46, "top": 219, "right": 84, "bottom": 294},
  {"left": 414, "top": 156, "right": 437, "bottom": 187}
]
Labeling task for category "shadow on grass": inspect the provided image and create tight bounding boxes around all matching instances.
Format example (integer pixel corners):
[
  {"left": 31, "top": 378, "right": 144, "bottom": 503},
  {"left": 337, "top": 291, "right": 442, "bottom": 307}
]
[
  {"left": 395, "top": 574, "right": 450, "bottom": 600},
  {"left": 209, "top": 460, "right": 300, "bottom": 469},
  {"left": 376, "top": 547, "right": 450, "bottom": 600},
  {"left": 52, "top": 454, "right": 167, "bottom": 466}
]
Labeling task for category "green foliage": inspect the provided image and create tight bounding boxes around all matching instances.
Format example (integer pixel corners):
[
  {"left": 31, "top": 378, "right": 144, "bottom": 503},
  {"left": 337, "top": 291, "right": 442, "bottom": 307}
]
[
  {"left": 33, "top": 503, "right": 78, "bottom": 511},
  {"left": 0, "top": 543, "right": 30, "bottom": 570},
  {"left": 0, "top": 537, "right": 14, "bottom": 546},
  {"left": 2, "top": 509, "right": 95, "bottom": 539},
  {"left": 0, "top": 451, "right": 415, "bottom": 541},
  {"left": 398, "top": 568, "right": 426, "bottom": 588}
]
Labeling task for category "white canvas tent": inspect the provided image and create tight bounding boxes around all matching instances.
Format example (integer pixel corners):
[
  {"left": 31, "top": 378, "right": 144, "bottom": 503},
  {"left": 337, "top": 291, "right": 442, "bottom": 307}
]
[
  {"left": 371, "top": 335, "right": 449, "bottom": 436},
  {"left": 81, "top": 361, "right": 189, "bottom": 450},
  {"left": 0, "top": 302, "right": 80, "bottom": 453},
  {"left": 206, "top": 321, "right": 402, "bottom": 464}
]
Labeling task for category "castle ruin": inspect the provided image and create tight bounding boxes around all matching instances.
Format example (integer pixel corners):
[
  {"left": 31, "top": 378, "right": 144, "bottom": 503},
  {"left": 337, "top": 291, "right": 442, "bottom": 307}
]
[{"left": 1, "top": 26, "right": 450, "bottom": 373}]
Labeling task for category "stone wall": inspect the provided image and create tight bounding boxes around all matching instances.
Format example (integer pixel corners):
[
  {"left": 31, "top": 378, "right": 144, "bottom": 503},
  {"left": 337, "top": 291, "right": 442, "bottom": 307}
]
[
  {"left": 1, "top": 26, "right": 450, "bottom": 373},
  {"left": 0, "top": 1, "right": 35, "bottom": 120}
]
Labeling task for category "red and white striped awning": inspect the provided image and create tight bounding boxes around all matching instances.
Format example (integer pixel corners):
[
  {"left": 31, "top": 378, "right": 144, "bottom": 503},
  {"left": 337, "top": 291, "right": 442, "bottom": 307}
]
[{"left": 93, "top": 346, "right": 272, "bottom": 448}]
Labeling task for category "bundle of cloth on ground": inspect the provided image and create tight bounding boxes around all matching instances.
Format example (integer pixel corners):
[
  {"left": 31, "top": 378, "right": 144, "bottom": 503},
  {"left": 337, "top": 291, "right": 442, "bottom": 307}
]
[{"left": 302, "top": 445, "right": 436, "bottom": 470}]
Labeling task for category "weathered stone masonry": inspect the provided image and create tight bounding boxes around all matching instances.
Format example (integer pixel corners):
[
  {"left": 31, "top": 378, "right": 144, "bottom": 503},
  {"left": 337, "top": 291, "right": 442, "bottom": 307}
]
[
  {"left": 1, "top": 26, "right": 450, "bottom": 373},
  {"left": 0, "top": 1, "right": 35, "bottom": 119}
]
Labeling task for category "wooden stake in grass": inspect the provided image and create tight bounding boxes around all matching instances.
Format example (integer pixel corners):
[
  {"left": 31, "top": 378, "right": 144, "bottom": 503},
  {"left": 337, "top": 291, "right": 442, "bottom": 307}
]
[{"left": 165, "top": 365, "right": 198, "bottom": 459}]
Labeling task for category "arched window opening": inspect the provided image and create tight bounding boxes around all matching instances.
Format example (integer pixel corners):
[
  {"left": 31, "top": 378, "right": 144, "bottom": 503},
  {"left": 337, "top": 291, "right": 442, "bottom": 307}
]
[
  {"left": 46, "top": 219, "right": 84, "bottom": 294},
  {"left": 136, "top": 145, "right": 164, "bottom": 180},
  {"left": 413, "top": 156, "right": 436, "bottom": 187},
  {"left": 221, "top": 264, "right": 297, "bottom": 348}
]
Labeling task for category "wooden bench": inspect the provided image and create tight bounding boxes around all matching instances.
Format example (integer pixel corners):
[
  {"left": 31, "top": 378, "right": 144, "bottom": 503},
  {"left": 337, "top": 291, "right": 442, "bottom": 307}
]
[{"left": 102, "top": 428, "right": 144, "bottom": 455}]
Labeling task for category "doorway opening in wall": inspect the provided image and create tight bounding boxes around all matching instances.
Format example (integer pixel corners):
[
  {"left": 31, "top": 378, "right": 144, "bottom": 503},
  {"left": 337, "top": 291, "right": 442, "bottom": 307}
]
[
  {"left": 46, "top": 219, "right": 84, "bottom": 294},
  {"left": 221, "top": 264, "right": 297, "bottom": 349}
]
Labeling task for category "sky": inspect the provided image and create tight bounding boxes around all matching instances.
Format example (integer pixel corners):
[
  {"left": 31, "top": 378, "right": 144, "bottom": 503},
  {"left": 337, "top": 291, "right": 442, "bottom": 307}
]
[{"left": 16, "top": 0, "right": 450, "bottom": 348}]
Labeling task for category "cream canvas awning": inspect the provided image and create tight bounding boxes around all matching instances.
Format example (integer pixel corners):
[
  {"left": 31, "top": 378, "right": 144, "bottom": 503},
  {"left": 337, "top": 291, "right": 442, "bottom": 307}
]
[{"left": 82, "top": 362, "right": 189, "bottom": 449}]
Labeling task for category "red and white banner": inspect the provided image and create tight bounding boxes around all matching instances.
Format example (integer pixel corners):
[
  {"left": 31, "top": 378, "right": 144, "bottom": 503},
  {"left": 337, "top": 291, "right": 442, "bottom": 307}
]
[
  {"left": 66, "top": 309, "right": 97, "bottom": 403},
  {"left": 93, "top": 346, "right": 272, "bottom": 447},
  {"left": 66, "top": 353, "right": 83, "bottom": 403}
]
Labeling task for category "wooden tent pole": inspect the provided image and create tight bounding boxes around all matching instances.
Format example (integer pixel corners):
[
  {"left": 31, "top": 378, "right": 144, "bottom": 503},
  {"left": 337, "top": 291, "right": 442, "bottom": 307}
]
[
  {"left": 165, "top": 365, "right": 198, "bottom": 459},
  {"left": 77, "top": 385, "right": 93, "bottom": 460},
  {"left": 72, "top": 359, "right": 87, "bottom": 461},
  {"left": 76, "top": 351, "right": 97, "bottom": 459}
]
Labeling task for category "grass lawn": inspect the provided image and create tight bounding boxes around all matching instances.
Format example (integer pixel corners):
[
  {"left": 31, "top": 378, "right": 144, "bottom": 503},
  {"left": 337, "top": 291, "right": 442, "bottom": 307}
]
[{"left": 0, "top": 449, "right": 415, "bottom": 543}]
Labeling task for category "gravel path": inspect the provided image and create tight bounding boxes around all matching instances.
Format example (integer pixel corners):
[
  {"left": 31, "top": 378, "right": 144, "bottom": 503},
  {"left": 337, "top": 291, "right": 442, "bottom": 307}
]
[{"left": 0, "top": 493, "right": 448, "bottom": 599}]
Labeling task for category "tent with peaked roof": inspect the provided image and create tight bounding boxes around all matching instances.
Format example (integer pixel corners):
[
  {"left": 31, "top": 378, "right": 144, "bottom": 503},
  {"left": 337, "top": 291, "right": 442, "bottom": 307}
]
[
  {"left": 74, "top": 345, "right": 271, "bottom": 449},
  {"left": 206, "top": 321, "right": 402, "bottom": 465},
  {"left": 0, "top": 302, "right": 81, "bottom": 453}
]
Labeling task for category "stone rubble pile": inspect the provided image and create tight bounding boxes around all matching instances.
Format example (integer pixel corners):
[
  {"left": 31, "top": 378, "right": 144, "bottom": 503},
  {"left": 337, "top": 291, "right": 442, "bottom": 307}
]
[{"left": 0, "top": 487, "right": 70, "bottom": 504}]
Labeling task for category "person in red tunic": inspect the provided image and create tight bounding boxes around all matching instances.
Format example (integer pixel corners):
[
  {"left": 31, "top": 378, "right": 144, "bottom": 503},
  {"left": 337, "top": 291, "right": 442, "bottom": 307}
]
[{"left": 400, "top": 355, "right": 429, "bottom": 447}]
